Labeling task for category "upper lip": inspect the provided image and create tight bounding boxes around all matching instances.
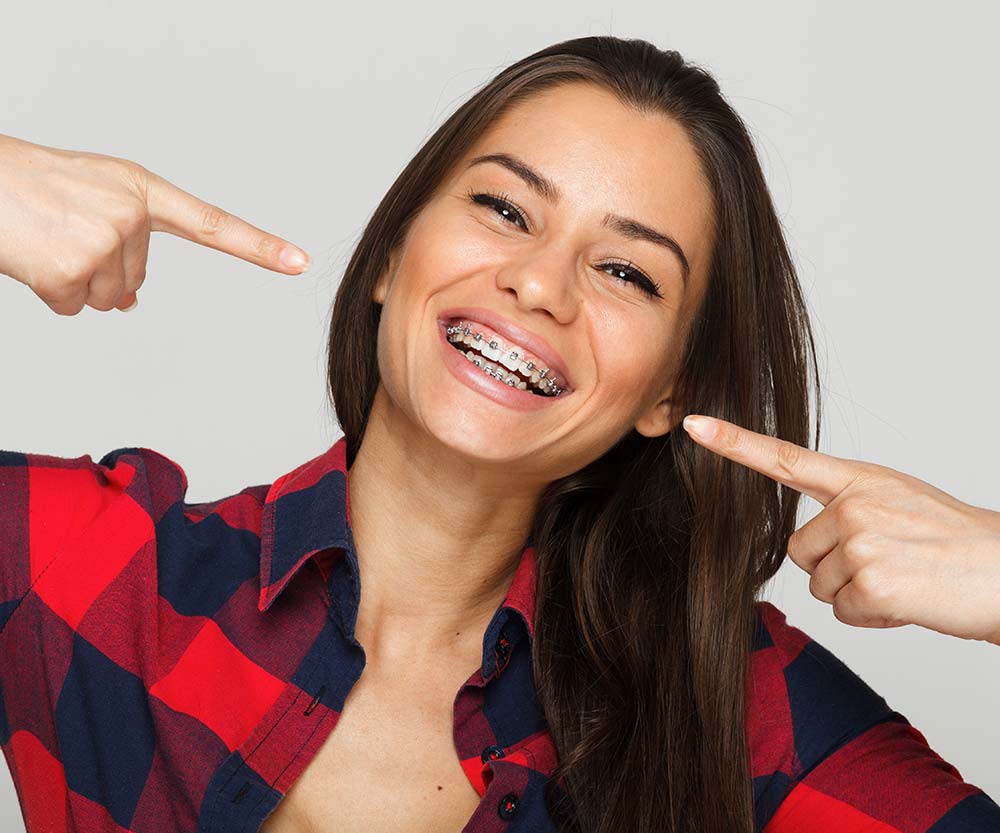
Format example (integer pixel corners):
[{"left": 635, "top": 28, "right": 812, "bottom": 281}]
[{"left": 438, "top": 306, "right": 574, "bottom": 391}]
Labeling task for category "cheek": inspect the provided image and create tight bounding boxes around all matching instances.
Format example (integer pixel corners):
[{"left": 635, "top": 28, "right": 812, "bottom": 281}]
[
  {"left": 596, "top": 323, "right": 673, "bottom": 408},
  {"left": 605, "top": 354, "right": 652, "bottom": 408},
  {"left": 374, "top": 212, "right": 492, "bottom": 386},
  {"left": 407, "top": 212, "right": 506, "bottom": 287}
]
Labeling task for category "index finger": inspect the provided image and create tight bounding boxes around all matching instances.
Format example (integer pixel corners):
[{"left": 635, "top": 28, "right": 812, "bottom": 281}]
[
  {"left": 683, "top": 414, "right": 862, "bottom": 505},
  {"left": 140, "top": 166, "right": 311, "bottom": 274}
]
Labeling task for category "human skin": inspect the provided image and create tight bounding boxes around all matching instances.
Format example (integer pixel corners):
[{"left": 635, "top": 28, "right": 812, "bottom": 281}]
[
  {"left": 0, "top": 86, "right": 715, "bottom": 665},
  {"left": 682, "top": 414, "right": 1000, "bottom": 646},
  {"left": 346, "top": 81, "right": 715, "bottom": 665},
  {"left": 0, "top": 133, "right": 310, "bottom": 314},
  {"left": 5, "top": 84, "right": 995, "bottom": 659}
]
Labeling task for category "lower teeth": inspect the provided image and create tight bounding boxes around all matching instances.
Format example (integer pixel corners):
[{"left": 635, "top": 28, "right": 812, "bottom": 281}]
[{"left": 451, "top": 343, "right": 549, "bottom": 396}]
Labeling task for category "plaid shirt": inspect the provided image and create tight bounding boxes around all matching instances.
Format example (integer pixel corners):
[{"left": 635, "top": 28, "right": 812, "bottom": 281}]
[{"left": 1, "top": 436, "right": 998, "bottom": 833}]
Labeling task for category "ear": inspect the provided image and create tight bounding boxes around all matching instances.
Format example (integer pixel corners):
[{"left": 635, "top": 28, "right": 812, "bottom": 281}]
[
  {"left": 372, "top": 273, "right": 388, "bottom": 305},
  {"left": 633, "top": 391, "right": 682, "bottom": 439},
  {"left": 372, "top": 252, "right": 395, "bottom": 306}
]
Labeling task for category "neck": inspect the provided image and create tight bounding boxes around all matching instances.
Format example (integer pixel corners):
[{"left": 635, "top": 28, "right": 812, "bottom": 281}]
[{"left": 345, "top": 386, "right": 544, "bottom": 664}]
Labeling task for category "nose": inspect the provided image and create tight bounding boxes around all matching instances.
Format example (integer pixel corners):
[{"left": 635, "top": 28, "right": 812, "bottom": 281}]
[{"left": 494, "top": 246, "right": 579, "bottom": 324}]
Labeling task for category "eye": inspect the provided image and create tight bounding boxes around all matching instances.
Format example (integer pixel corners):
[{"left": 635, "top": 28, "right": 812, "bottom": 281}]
[
  {"left": 597, "top": 259, "right": 664, "bottom": 298},
  {"left": 467, "top": 189, "right": 663, "bottom": 299},
  {"left": 468, "top": 189, "right": 529, "bottom": 231}
]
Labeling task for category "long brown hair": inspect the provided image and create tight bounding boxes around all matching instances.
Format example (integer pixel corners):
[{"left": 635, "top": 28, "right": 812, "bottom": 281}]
[{"left": 326, "top": 36, "right": 820, "bottom": 833}]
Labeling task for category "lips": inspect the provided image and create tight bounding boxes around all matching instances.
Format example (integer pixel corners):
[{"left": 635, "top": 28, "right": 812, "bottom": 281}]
[{"left": 437, "top": 307, "right": 574, "bottom": 392}]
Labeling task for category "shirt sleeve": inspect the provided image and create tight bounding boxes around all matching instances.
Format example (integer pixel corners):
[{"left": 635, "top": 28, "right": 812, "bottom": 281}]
[
  {"left": 0, "top": 445, "right": 187, "bottom": 636},
  {"left": 749, "top": 601, "right": 1000, "bottom": 833}
]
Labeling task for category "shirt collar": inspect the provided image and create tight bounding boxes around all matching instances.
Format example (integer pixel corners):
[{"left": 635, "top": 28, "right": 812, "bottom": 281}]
[{"left": 257, "top": 436, "right": 537, "bottom": 672}]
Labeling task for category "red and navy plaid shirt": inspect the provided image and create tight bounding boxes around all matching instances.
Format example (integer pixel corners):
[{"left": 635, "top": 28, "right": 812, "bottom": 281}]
[{"left": 1, "top": 435, "right": 998, "bottom": 832}]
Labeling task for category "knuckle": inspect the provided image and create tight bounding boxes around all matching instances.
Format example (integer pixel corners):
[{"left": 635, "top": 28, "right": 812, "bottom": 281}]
[
  {"left": 119, "top": 158, "right": 150, "bottom": 195},
  {"left": 96, "top": 224, "right": 124, "bottom": 257},
  {"left": 68, "top": 218, "right": 122, "bottom": 262},
  {"left": 853, "top": 464, "right": 897, "bottom": 496},
  {"left": 807, "top": 568, "right": 823, "bottom": 597},
  {"left": 715, "top": 423, "right": 743, "bottom": 452},
  {"left": 46, "top": 299, "right": 80, "bottom": 317},
  {"left": 89, "top": 295, "right": 117, "bottom": 312},
  {"left": 117, "top": 200, "right": 150, "bottom": 238},
  {"left": 786, "top": 532, "right": 800, "bottom": 561},
  {"left": 198, "top": 204, "right": 230, "bottom": 238},
  {"left": 774, "top": 440, "right": 804, "bottom": 478},
  {"left": 252, "top": 235, "right": 279, "bottom": 261},
  {"left": 37, "top": 266, "right": 86, "bottom": 299},
  {"left": 808, "top": 571, "right": 833, "bottom": 603},
  {"left": 854, "top": 566, "right": 893, "bottom": 606},
  {"left": 840, "top": 534, "right": 872, "bottom": 566},
  {"left": 836, "top": 495, "right": 875, "bottom": 527},
  {"left": 832, "top": 594, "right": 860, "bottom": 626},
  {"left": 31, "top": 278, "right": 61, "bottom": 303},
  {"left": 40, "top": 283, "right": 86, "bottom": 313}
]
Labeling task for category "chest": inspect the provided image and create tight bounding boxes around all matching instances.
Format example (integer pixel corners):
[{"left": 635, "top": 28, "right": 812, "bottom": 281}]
[{"left": 258, "top": 660, "right": 483, "bottom": 833}]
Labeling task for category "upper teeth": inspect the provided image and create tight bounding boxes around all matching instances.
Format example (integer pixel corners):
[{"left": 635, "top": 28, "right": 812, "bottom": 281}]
[{"left": 445, "top": 321, "right": 565, "bottom": 396}]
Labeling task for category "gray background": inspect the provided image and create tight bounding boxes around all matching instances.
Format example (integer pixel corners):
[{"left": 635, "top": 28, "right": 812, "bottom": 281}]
[{"left": 1, "top": 0, "right": 997, "bottom": 825}]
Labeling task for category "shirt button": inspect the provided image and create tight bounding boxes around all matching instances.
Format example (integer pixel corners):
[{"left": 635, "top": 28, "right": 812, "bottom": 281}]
[
  {"left": 480, "top": 744, "right": 505, "bottom": 763},
  {"left": 497, "top": 792, "right": 519, "bottom": 820}
]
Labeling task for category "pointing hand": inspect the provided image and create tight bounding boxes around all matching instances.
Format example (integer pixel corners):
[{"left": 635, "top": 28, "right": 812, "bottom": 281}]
[
  {"left": 682, "top": 414, "right": 1000, "bottom": 645},
  {"left": 0, "top": 133, "right": 311, "bottom": 315}
]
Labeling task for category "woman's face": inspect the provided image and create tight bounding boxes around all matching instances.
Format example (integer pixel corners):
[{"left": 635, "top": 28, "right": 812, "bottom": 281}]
[{"left": 372, "top": 80, "right": 715, "bottom": 480}]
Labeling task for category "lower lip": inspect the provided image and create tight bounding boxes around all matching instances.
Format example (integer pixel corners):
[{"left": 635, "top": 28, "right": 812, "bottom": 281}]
[{"left": 437, "top": 319, "right": 571, "bottom": 412}]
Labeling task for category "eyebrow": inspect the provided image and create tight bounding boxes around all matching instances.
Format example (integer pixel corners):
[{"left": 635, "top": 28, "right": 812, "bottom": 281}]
[{"left": 464, "top": 152, "right": 691, "bottom": 287}]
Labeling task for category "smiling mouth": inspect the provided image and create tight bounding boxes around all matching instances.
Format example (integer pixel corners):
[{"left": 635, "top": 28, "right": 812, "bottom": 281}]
[{"left": 445, "top": 324, "right": 564, "bottom": 397}]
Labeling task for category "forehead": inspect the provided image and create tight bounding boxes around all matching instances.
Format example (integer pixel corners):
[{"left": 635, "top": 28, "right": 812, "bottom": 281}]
[{"left": 455, "top": 81, "right": 715, "bottom": 278}]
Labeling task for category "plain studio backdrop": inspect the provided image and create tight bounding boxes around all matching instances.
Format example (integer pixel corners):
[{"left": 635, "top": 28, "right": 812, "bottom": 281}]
[{"left": 1, "top": 0, "right": 997, "bottom": 826}]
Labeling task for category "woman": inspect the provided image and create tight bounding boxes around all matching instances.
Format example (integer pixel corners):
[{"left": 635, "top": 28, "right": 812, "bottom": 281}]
[{"left": 1, "top": 36, "right": 999, "bottom": 833}]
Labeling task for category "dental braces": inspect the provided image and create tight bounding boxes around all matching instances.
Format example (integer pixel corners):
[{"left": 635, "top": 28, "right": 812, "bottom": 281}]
[{"left": 446, "top": 324, "right": 564, "bottom": 397}]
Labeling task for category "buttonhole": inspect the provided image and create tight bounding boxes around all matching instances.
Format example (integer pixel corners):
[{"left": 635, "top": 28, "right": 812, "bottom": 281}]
[
  {"left": 232, "top": 781, "right": 251, "bottom": 804},
  {"left": 304, "top": 685, "right": 327, "bottom": 715}
]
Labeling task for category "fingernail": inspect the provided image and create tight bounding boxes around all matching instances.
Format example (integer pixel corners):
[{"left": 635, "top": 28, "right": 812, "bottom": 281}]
[
  {"left": 121, "top": 297, "right": 139, "bottom": 312},
  {"left": 683, "top": 415, "right": 716, "bottom": 441},
  {"left": 280, "top": 247, "right": 310, "bottom": 271}
]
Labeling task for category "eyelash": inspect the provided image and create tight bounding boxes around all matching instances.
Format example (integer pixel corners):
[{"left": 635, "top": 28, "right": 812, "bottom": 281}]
[{"left": 467, "top": 189, "right": 664, "bottom": 298}]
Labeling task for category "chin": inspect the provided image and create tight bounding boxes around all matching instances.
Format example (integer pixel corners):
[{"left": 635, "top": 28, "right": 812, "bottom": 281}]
[{"left": 420, "top": 409, "right": 537, "bottom": 467}]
